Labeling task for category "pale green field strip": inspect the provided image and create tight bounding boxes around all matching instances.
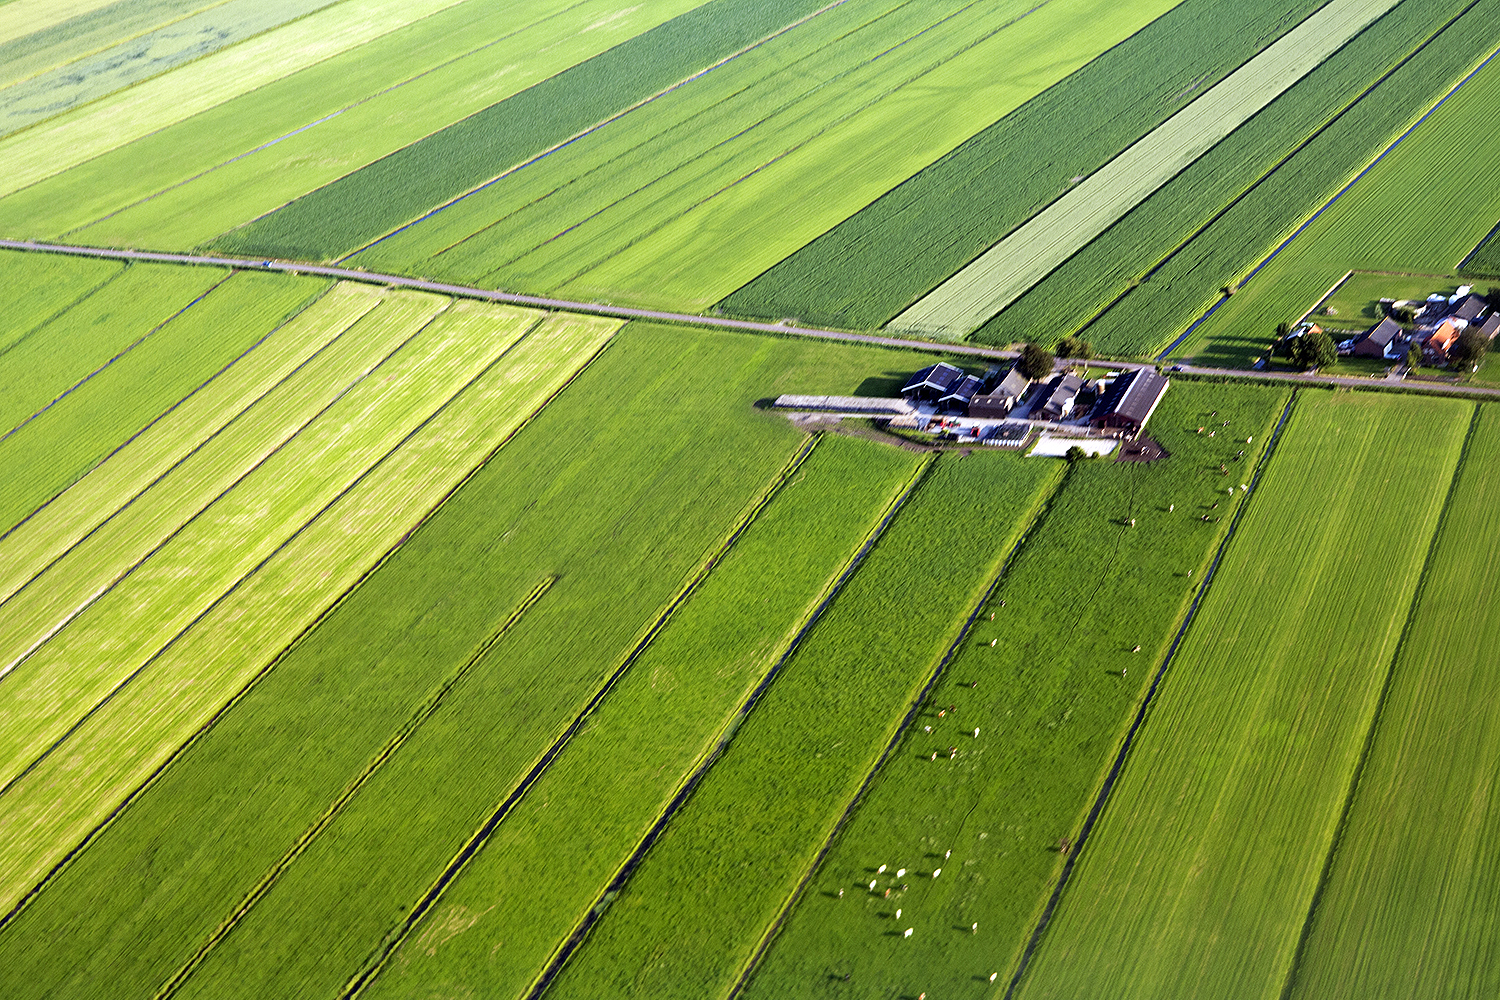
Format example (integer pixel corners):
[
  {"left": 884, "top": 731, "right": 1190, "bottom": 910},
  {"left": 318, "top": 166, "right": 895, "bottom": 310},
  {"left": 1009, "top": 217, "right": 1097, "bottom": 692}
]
[
  {"left": 1178, "top": 45, "right": 1500, "bottom": 360},
  {"left": 0, "top": 0, "right": 484, "bottom": 199},
  {"left": 358, "top": 0, "right": 1107, "bottom": 283},
  {"left": 544, "top": 454, "right": 1062, "bottom": 1000},
  {"left": 0, "top": 0, "right": 341, "bottom": 139},
  {"left": 360, "top": 434, "right": 923, "bottom": 1000},
  {"left": 0, "top": 0, "right": 126, "bottom": 45},
  {"left": 0, "top": 261, "right": 223, "bottom": 435},
  {"left": 0, "top": 291, "right": 524, "bottom": 795},
  {"left": 1286, "top": 405, "right": 1500, "bottom": 999},
  {"left": 888, "top": 0, "right": 1403, "bottom": 340},
  {"left": 0, "top": 280, "right": 372, "bottom": 586},
  {"left": 0, "top": 286, "right": 428, "bottom": 673},
  {"left": 534, "top": 0, "right": 1186, "bottom": 312},
  {"left": 66, "top": 0, "right": 711, "bottom": 250},
  {"left": 0, "top": 308, "right": 612, "bottom": 921},
  {"left": 0, "top": 1, "right": 231, "bottom": 89},
  {"left": 0, "top": 270, "right": 330, "bottom": 550},
  {"left": 0, "top": 248, "right": 121, "bottom": 355},
  {"left": 1014, "top": 392, "right": 1470, "bottom": 1000}
]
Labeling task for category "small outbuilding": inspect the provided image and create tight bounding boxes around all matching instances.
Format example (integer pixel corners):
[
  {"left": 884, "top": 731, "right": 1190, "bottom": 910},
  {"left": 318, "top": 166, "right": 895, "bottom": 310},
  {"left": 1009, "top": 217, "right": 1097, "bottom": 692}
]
[
  {"left": 1351, "top": 316, "right": 1402, "bottom": 358},
  {"left": 1089, "top": 368, "right": 1169, "bottom": 434},
  {"left": 1479, "top": 313, "right": 1500, "bottom": 340},
  {"left": 1034, "top": 373, "right": 1083, "bottom": 421},
  {"left": 968, "top": 365, "right": 1030, "bottom": 419}
]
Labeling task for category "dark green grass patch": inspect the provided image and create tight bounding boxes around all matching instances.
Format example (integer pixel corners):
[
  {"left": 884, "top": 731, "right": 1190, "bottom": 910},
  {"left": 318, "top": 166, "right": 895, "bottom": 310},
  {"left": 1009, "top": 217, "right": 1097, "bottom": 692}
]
[
  {"left": 1462, "top": 220, "right": 1500, "bottom": 274},
  {"left": 719, "top": 0, "right": 1327, "bottom": 330},
  {"left": 210, "top": 0, "right": 830, "bottom": 262}
]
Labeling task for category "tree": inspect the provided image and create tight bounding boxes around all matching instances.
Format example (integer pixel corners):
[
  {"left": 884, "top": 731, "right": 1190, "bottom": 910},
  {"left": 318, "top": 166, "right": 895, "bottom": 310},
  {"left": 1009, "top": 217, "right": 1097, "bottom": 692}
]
[
  {"left": 1275, "top": 321, "right": 1291, "bottom": 340},
  {"left": 1290, "top": 326, "right": 1337, "bottom": 370},
  {"left": 1018, "top": 342, "right": 1056, "bottom": 380},
  {"left": 1064, "top": 445, "right": 1088, "bottom": 463},
  {"left": 1406, "top": 340, "right": 1423, "bottom": 371},
  {"left": 1449, "top": 329, "right": 1488, "bottom": 371},
  {"left": 1056, "top": 335, "right": 1093, "bottom": 360}
]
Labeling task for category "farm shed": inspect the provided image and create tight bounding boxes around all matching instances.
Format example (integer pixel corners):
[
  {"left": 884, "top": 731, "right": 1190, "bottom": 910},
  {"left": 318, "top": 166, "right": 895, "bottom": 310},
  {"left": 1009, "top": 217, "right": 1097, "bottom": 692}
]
[
  {"left": 1352, "top": 316, "right": 1402, "bottom": 358},
  {"left": 938, "top": 374, "right": 984, "bottom": 414},
  {"left": 969, "top": 365, "right": 1030, "bottom": 419},
  {"left": 1034, "top": 373, "right": 1084, "bottom": 421},
  {"left": 1450, "top": 293, "right": 1487, "bottom": 323},
  {"left": 1424, "top": 320, "right": 1461, "bottom": 363},
  {"left": 1089, "top": 368, "right": 1169, "bottom": 433},
  {"left": 1479, "top": 313, "right": 1500, "bottom": 340},
  {"left": 902, "top": 362, "right": 967, "bottom": 402}
]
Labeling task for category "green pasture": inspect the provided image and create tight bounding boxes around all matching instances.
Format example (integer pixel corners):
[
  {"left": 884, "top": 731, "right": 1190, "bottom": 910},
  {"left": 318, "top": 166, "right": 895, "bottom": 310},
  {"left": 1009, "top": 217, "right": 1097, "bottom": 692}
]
[
  {"left": 0, "top": 270, "right": 326, "bottom": 538},
  {"left": 1141, "top": 0, "right": 1500, "bottom": 366},
  {"left": 0, "top": 0, "right": 231, "bottom": 88},
  {"left": 544, "top": 451, "right": 1061, "bottom": 1000},
  {"left": 1465, "top": 225, "right": 1500, "bottom": 273},
  {"left": 1013, "top": 391, "right": 1469, "bottom": 1000},
  {"left": 722, "top": 0, "right": 1328, "bottom": 329},
  {"left": 0, "top": 325, "right": 954, "bottom": 1000},
  {"left": 362, "top": 434, "right": 923, "bottom": 999},
  {"left": 982, "top": 0, "right": 1481, "bottom": 355},
  {"left": 742, "top": 382, "right": 1289, "bottom": 999},
  {"left": 67, "top": 0, "right": 708, "bottom": 251},
  {"left": 1315, "top": 270, "right": 1460, "bottom": 332},
  {"left": 0, "top": 261, "right": 224, "bottom": 434},
  {"left": 0, "top": 249, "right": 120, "bottom": 355},
  {"left": 1286, "top": 403, "right": 1500, "bottom": 999}
]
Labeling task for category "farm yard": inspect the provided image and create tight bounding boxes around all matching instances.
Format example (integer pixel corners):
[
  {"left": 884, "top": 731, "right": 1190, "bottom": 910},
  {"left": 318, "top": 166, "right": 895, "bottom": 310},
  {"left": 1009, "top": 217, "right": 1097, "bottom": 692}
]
[{"left": 3, "top": 1, "right": 1500, "bottom": 998}]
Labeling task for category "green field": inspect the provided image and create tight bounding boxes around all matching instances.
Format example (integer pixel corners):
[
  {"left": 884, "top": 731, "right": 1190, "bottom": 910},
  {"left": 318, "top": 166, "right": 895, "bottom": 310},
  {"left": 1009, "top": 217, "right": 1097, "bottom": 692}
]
[
  {"left": 1464, "top": 223, "right": 1500, "bottom": 273},
  {"left": 0, "top": 249, "right": 120, "bottom": 355},
  {"left": 1012, "top": 391, "right": 1469, "bottom": 1000}
]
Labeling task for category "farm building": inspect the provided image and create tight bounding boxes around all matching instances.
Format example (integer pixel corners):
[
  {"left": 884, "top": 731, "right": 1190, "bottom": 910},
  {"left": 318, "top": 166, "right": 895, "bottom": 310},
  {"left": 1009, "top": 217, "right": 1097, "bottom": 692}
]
[
  {"left": 1034, "top": 373, "right": 1084, "bottom": 421},
  {"left": 968, "top": 365, "right": 1030, "bottom": 419},
  {"left": 902, "top": 362, "right": 967, "bottom": 402},
  {"left": 1089, "top": 368, "right": 1169, "bottom": 433},
  {"left": 1449, "top": 293, "right": 1487, "bottom": 323},
  {"left": 1351, "top": 316, "right": 1402, "bottom": 358},
  {"left": 1424, "top": 320, "right": 1461, "bottom": 363},
  {"left": 1480, "top": 313, "right": 1500, "bottom": 340},
  {"left": 938, "top": 373, "right": 985, "bottom": 413}
]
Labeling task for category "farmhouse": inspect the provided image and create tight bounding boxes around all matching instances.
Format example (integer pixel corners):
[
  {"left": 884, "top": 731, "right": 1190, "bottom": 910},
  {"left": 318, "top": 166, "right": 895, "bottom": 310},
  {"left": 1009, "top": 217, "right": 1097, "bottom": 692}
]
[
  {"left": 1090, "top": 368, "right": 1169, "bottom": 433},
  {"left": 1034, "top": 373, "right": 1084, "bottom": 421},
  {"left": 1351, "top": 316, "right": 1402, "bottom": 358},
  {"left": 1424, "top": 319, "right": 1461, "bottom": 364},
  {"left": 968, "top": 365, "right": 1030, "bottom": 419}
]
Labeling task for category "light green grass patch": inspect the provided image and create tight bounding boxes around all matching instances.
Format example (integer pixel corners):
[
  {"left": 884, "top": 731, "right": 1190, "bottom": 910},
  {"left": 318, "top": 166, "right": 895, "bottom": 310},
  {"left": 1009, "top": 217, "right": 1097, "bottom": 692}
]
[{"left": 0, "top": 248, "right": 121, "bottom": 355}]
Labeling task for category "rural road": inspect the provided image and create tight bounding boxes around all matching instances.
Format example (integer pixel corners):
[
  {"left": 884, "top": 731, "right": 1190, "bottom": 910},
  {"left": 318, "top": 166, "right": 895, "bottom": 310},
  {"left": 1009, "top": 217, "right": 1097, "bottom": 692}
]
[{"left": 6, "top": 239, "right": 1499, "bottom": 401}]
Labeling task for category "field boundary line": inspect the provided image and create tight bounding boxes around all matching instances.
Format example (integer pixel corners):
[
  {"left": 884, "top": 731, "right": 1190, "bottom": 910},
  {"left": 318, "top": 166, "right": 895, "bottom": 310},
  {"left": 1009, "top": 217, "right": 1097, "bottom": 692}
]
[
  {"left": 727, "top": 455, "right": 1065, "bottom": 998},
  {"left": 0, "top": 294, "right": 444, "bottom": 680},
  {"left": 1157, "top": 25, "right": 1500, "bottom": 359},
  {"left": 1275, "top": 400, "right": 1482, "bottom": 1000},
  {"left": 0, "top": 256, "right": 125, "bottom": 363},
  {"left": 521, "top": 450, "right": 938, "bottom": 1000},
  {"left": 328, "top": 0, "right": 856, "bottom": 263},
  {"left": 1294, "top": 269, "right": 1356, "bottom": 327},
  {"left": 338, "top": 431, "right": 833, "bottom": 1000},
  {"left": 0, "top": 280, "right": 346, "bottom": 597},
  {"left": 0, "top": 268, "right": 231, "bottom": 442},
  {"left": 1003, "top": 389, "right": 1300, "bottom": 998},
  {"left": 0, "top": 304, "right": 578, "bottom": 935},
  {"left": 1456, "top": 216, "right": 1500, "bottom": 270},
  {"left": 152, "top": 577, "right": 558, "bottom": 1000}
]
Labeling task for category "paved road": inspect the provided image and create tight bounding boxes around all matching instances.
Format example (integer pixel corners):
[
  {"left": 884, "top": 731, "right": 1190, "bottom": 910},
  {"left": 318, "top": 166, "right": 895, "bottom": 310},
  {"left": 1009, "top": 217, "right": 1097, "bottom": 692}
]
[{"left": 6, "top": 239, "right": 1499, "bottom": 401}]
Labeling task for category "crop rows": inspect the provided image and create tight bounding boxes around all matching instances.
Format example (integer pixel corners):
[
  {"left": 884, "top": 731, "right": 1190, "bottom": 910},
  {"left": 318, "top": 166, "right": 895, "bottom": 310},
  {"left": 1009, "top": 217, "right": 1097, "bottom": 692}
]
[
  {"left": 1286, "top": 404, "right": 1500, "bottom": 999},
  {"left": 0, "top": 249, "right": 120, "bottom": 356},
  {"left": 1171, "top": 19, "right": 1500, "bottom": 365},
  {"left": 212, "top": 0, "right": 836, "bottom": 261},
  {"left": 720, "top": 0, "right": 1331, "bottom": 329},
  {"left": 890, "top": 0, "right": 1401, "bottom": 340},
  {"left": 0, "top": 325, "right": 925, "bottom": 999},
  {"left": 0, "top": 304, "right": 615, "bottom": 923},
  {"left": 0, "top": 0, "right": 229, "bottom": 89},
  {"left": 743, "top": 382, "right": 1290, "bottom": 998},
  {"left": 1013, "top": 392, "right": 1469, "bottom": 1000},
  {"left": 350, "top": 0, "right": 1180, "bottom": 313},
  {"left": 982, "top": 0, "right": 1485, "bottom": 354},
  {"left": 1465, "top": 224, "right": 1500, "bottom": 273},
  {"left": 361, "top": 433, "right": 925, "bottom": 999}
]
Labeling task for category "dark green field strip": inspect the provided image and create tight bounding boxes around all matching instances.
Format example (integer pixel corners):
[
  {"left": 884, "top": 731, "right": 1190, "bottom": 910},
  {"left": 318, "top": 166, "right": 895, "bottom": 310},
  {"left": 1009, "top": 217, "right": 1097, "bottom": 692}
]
[
  {"left": 719, "top": 0, "right": 1329, "bottom": 329},
  {"left": 1092, "top": 0, "right": 1500, "bottom": 362},
  {"left": 737, "top": 383, "right": 1289, "bottom": 999},
  {"left": 210, "top": 0, "right": 833, "bottom": 262},
  {"left": 979, "top": 0, "right": 1481, "bottom": 354},
  {"left": 1284, "top": 405, "right": 1500, "bottom": 998},
  {"left": 0, "top": 248, "right": 121, "bottom": 354},
  {"left": 0, "top": 261, "right": 224, "bottom": 437},
  {"left": 540, "top": 451, "right": 1062, "bottom": 1000},
  {"left": 1461, "top": 218, "right": 1500, "bottom": 272},
  {"left": 355, "top": 434, "right": 924, "bottom": 1000},
  {"left": 0, "top": 326, "right": 927, "bottom": 1000},
  {"left": 0, "top": 270, "right": 327, "bottom": 535}
]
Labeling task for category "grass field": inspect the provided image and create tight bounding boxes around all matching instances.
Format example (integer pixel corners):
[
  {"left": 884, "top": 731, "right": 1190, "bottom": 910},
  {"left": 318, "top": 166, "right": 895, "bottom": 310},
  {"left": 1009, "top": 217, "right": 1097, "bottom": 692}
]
[
  {"left": 0, "top": 249, "right": 121, "bottom": 355},
  {"left": 541, "top": 450, "right": 1061, "bottom": 1000},
  {"left": 359, "top": 433, "right": 925, "bottom": 1000},
  {"left": 1012, "top": 391, "right": 1469, "bottom": 1000},
  {"left": 1464, "top": 223, "right": 1500, "bottom": 273},
  {"left": 740, "top": 382, "right": 1290, "bottom": 999},
  {"left": 720, "top": 0, "right": 1329, "bottom": 329},
  {"left": 976, "top": 0, "right": 1481, "bottom": 353},
  {"left": 888, "top": 0, "right": 1400, "bottom": 340},
  {"left": 1283, "top": 403, "right": 1500, "bottom": 999}
]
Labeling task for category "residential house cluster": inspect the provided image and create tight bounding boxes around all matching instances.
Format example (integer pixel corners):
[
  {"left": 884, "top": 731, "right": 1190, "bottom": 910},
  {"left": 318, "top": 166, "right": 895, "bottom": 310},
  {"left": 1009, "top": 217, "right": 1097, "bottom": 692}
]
[
  {"left": 1337, "top": 286, "right": 1498, "bottom": 363},
  {"left": 901, "top": 362, "right": 1168, "bottom": 435}
]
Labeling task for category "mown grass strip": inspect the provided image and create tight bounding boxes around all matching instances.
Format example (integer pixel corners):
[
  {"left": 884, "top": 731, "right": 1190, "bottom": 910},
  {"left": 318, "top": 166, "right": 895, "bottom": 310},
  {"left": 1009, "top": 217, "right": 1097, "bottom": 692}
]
[
  {"left": 541, "top": 450, "right": 1061, "bottom": 1000},
  {"left": 1012, "top": 391, "right": 1469, "bottom": 1000},
  {"left": 1281, "top": 403, "right": 1500, "bottom": 999},
  {"left": 890, "top": 0, "right": 1400, "bottom": 340},
  {"left": 0, "top": 270, "right": 329, "bottom": 549},
  {"left": 0, "top": 247, "right": 120, "bottom": 355},
  {"left": 357, "top": 435, "right": 927, "bottom": 1000}
]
